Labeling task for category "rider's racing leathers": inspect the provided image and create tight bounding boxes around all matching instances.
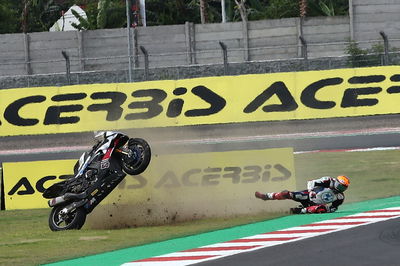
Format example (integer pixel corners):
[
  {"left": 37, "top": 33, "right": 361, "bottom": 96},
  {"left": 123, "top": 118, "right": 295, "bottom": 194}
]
[{"left": 255, "top": 176, "right": 345, "bottom": 214}]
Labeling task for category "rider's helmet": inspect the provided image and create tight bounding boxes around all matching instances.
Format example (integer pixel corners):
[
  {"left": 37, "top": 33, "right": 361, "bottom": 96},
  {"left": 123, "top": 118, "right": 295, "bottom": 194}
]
[{"left": 333, "top": 175, "right": 350, "bottom": 192}]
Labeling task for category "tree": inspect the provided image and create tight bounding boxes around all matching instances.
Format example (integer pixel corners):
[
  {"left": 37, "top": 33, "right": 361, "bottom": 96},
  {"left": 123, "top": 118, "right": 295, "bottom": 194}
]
[
  {"left": 300, "top": 0, "right": 307, "bottom": 17},
  {"left": 0, "top": 1, "right": 20, "bottom": 34},
  {"left": 199, "top": 0, "right": 208, "bottom": 24},
  {"left": 234, "top": 0, "right": 247, "bottom": 22},
  {"left": 0, "top": 0, "right": 350, "bottom": 33},
  {"left": 20, "top": 0, "right": 68, "bottom": 33},
  {"left": 71, "top": 0, "right": 126, "bottom": 30},
  {"left": 146, "top": 0, "right": 200, "bottom": 26},
  {"left": 244, "top": 0, "right": 348, "bottom": 21}
]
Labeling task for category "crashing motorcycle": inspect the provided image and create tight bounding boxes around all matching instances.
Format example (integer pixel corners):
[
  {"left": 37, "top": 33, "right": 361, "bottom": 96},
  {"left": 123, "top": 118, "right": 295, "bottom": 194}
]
[{"left": 42, "top": 131, "right": 151, "bottom": 231}]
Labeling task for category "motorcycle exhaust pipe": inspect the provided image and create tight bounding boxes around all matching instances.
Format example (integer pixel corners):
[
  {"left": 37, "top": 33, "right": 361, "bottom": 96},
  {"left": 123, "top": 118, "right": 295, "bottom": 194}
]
[
  {"left": 48, "top": 196, "right": 66, "bottom": 207},
  {"left": 48, "top": 192, "right": 87, "bottom": 207},
  {"left": 63, "top": 199, "right": 88, "bottom": 213}
]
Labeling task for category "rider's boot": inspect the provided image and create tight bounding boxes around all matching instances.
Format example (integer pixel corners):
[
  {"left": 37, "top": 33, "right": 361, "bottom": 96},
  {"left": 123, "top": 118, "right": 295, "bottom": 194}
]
[
  {"left": 255, "top": 190, "right": 292, "bottom": 200},
  {"left": 290, "top": 207, "right": 305, "bottom": 214},
  {"left": 255, "top": 191, "right": 272, "bottom": 200}
]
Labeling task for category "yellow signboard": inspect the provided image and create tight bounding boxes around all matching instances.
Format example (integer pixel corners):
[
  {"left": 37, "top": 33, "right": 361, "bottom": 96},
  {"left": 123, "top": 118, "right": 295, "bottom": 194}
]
[
  {"left": 1, "top": 66, "right": 400, "bottom": 136},
  {"left": 2, "top": 160, "right": 75, "bottom": 210},
  {"left": 2, "top": 148, "right": 295, "bottom": 216}
]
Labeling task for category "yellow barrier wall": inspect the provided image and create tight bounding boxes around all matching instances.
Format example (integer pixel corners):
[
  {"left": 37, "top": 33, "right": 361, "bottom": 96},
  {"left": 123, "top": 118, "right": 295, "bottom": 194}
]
[
  {"left": 2, "top": 148, "right": 295, "bottom": 223},
  {"left": 1, "top": 66, "right": 399, "bottom": 136}
]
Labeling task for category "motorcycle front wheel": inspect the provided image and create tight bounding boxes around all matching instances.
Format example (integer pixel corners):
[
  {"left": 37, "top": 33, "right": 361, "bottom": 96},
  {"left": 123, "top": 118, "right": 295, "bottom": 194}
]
[
  {"left": 121, "top": 138, "right": 151, "bottom": 175},
  {"left": 49, "top": 205, "right": 86, "bottom": 231}
]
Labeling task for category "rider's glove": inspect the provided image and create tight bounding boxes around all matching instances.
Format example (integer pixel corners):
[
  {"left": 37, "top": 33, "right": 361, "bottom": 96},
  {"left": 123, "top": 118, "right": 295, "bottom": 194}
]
[{"left": 309, "top": 191, "right": 317, "bottom": 199}]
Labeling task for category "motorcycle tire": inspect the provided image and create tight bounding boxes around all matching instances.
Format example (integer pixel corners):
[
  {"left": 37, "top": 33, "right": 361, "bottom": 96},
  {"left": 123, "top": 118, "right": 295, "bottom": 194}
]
[
  {"left": 121, "top": 138, "right": 151, "bottom": 175},
  {"left": 48, "top": 205, "right": 86, "bottom": 231}
]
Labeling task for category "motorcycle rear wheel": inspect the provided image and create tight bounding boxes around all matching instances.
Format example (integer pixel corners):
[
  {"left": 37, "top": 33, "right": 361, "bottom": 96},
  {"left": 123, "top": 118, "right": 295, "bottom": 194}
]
[
  {"left": 121, "top": 138, "right": 151, "bottom": 175},
  {"left": 49, "top": 205, "right": 86, "bottom": 231}
]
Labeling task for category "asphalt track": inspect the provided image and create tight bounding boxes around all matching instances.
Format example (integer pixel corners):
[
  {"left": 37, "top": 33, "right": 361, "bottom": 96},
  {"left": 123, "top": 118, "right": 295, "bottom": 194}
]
[
  {"left": 2, "top": 119, "right": 400, "bottom": 163},
  {"left": 1, "top": 114, "right": 400, "bottom": 165},
  {"left": 195, "top": 217, "right": 400, "bottom": 266}
]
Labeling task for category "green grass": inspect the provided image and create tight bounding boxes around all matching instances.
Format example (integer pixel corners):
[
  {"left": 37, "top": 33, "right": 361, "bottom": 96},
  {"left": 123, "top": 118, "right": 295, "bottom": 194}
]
[
  {"left": 1, "top": 150, "right": 400, "bottom": 266},
  {"left": 0, "top": 209, "right": 284, "bottom": 266}
]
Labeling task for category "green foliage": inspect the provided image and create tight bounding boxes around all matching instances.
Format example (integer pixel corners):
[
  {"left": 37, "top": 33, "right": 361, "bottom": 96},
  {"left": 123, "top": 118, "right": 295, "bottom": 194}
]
[
  {"left": 26, "top": 0, "right": 66, "bottom": 32},
  {"left": 71, "top": 8, "right": 93, "bottom": 30},
  {"left": 0, "top": 1, "right": 20, "bottom": 34},
  {"left": 145, "top": 0, "right": 201, "bottom": 25},
  {"left": 345, "top": 40, "right": 387, "bottom": 68},
  {"left": 96, "top": 0, "right": 109, "bottom": 29},
  {"left": 319, "top": 0, "right": 335, "bottom": 16},
  {"left": 239, "top": 0, "right": 349, "bottom": 21},
  {"left": 248, "top": 0, "right": 299, "bottom": 20},
  {"left": 71, "top": 0, "right": 126, "bottom": 30},
  {"left": 306, "top": 0, "right": 349, "bottom": 17},
  {"left": 345, "top": 40, "right": 368, "bottom": 68},
  {"left": 0, "top": 0, "right": 351, "bottom": 33}
]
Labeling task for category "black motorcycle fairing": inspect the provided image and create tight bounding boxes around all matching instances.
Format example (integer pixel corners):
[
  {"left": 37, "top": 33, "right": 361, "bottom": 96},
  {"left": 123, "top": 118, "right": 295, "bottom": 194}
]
[{"left": 42, "top": 181, "right": 67, "bottom": 199}]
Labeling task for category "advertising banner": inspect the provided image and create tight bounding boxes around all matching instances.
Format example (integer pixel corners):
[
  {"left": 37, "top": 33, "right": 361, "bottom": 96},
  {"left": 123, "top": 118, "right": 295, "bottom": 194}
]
[
  {"left": 1, "top": 66, "right": 400, "bottom": 136},
  {"left": 2, "top": 148, "right": 295, "bottom": 218}
]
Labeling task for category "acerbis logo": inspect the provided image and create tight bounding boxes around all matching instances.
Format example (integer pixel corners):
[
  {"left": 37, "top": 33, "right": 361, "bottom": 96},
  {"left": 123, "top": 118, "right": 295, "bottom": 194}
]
[
  {"left": 1, "top": 71, "right": 400, "bottom": 135},
  {"left": 245, "top": 74, "right": 400, "bottom": 112},
  {"left": 117, "top": 164, "right": 292, "bottom": 189},
  {"left": 7, "top": 175, "right": 72, "bottom": 196},
  {"left": 1, "top": 86, "right": 226, "bottom": 127}
]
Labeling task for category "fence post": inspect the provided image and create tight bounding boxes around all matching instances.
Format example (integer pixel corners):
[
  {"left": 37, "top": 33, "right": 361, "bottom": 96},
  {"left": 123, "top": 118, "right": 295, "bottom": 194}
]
[
  {"left": 140, "top": 46, "right": 149, "bottom": 80},
  {"left": 299, "top": 36, "right": 308, "bottom": 60},
  {"left": 219, "top": 41, "right": 228, "bottom": 75},
  {"left": 61, "top": 50, "right": 71, "bottom": 85},
  {"left": 126, "top": 0, "right": 133, "bottom": 82},
  {"left": 242, "top": 20, "right": 249, "bottom": 61},
  {"left": 184, "top": 22, "right": 196, "bottom": 65},
  {"left": 185, "top": 22, "right": 193, "bottom": 65},
  {"left": 133, "top": 28, "right": 139, "bottom": 68},
  {"left": 23, "top": 33, "right": 32, "bottom": 75},
  {"left": 77, "top": 31, "right": 85, "bottom": 71},
  {"left": 379, "top": 31, "right": 389, "bottom": 65},
  {"left": 299, "top": 35, "right": 308, "bottom": 70}
]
